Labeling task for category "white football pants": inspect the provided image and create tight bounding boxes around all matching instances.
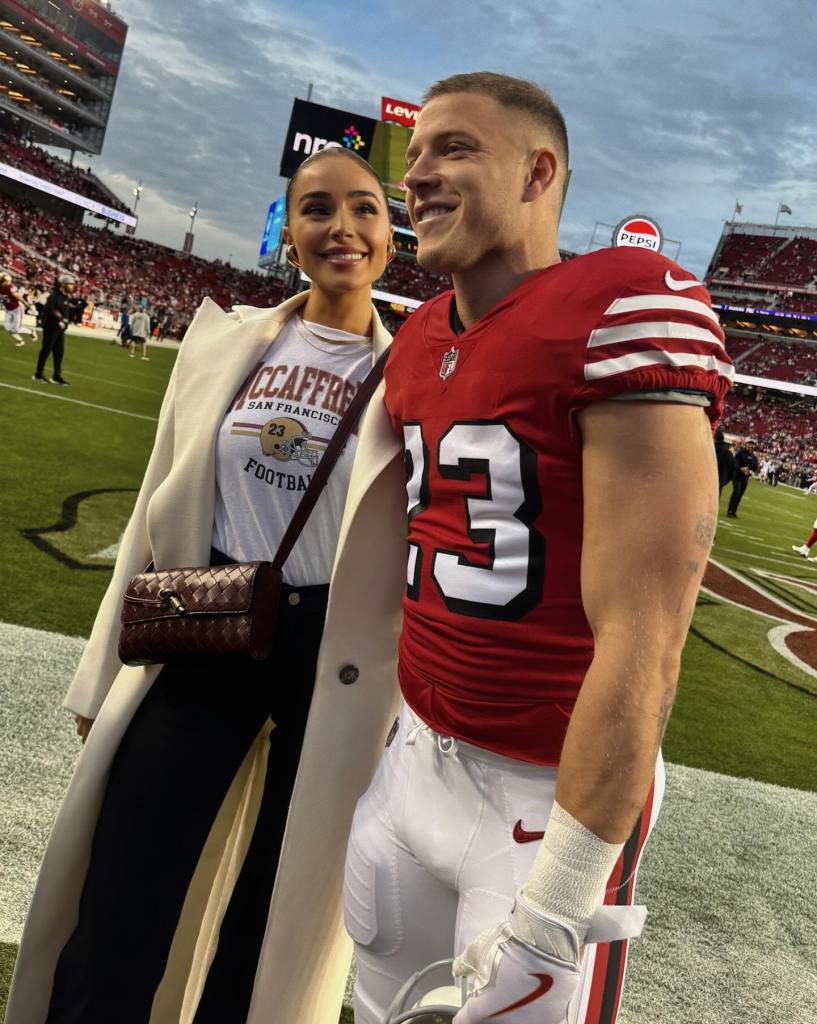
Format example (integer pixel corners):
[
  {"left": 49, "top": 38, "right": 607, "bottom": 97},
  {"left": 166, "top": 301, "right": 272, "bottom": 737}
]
[
  {"left": 344, "top": 701, "right": 665, "bottom": 1024},
  {"left": 4, "top": 306, "right": 23, "bottom": 334}
]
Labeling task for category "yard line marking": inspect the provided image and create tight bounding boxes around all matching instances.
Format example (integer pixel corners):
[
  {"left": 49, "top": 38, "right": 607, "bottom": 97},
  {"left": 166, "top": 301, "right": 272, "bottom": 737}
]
[
  {"left": 718, "top": 546, "right": 817, "bottom": 570},
  {"left": 0, "top": 382, "right": 159, "bottom": 421},
  {"left": 0, "top": 357, "right": 166, "bottom": 396}
]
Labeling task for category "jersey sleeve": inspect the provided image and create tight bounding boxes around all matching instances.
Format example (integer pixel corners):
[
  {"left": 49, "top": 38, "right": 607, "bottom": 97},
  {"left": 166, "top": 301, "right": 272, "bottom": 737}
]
[{"left": 579, "top": 250, "right": 734, "bottom": 424}]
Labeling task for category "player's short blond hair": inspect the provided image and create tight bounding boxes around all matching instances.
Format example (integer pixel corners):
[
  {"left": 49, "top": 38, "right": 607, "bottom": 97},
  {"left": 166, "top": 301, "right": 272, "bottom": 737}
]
[{"left": 423, "top": 71, "right": 569, "bottom": 171}]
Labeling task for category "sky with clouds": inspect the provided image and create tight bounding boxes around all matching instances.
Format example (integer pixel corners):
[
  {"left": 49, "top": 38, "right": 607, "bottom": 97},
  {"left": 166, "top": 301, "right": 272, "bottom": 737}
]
[{"left": 86, "top": 0, "right": 817, "bottom": 278}]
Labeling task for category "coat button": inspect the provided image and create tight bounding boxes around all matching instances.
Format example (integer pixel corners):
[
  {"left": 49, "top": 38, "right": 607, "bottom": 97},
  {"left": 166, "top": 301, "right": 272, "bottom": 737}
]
[
  {"left": 339, "top": 664, "right": 359, "bottom": 685},
  {"left": 287, "top": 592, "right": 301, "bottom": 606}
]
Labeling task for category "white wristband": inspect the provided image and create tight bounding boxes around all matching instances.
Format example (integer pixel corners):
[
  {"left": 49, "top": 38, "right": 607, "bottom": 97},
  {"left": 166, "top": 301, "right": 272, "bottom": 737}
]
[{"left": 522, "top": 801, "right": 624, "bottom": 943}]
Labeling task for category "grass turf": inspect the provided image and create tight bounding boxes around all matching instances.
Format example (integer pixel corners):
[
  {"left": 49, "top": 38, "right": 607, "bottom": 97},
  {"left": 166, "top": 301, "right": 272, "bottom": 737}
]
[
  {"left": 0, "top": 329, "right": 175, "bottom": 638},
  {"left": 0, "top": 944, "right": 16, "bottom": 1019},
  {"left": 2, "top": 326, "right": 817, "bottom": 1018}
]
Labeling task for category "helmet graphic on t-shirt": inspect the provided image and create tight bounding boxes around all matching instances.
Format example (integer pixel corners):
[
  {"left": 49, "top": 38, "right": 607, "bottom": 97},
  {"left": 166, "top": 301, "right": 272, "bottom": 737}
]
[{"left": 260, "top": 416, "right": 320, "bottom": 466}]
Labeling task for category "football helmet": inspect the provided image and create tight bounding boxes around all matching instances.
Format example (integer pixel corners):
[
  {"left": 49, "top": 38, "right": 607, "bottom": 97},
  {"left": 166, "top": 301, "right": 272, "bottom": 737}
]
[
  {"left": 260, "top": 416, "right": 319, "bottom": 466},
  {"left": 384, "top": 959, "right": 464, "bottom": 1023}
]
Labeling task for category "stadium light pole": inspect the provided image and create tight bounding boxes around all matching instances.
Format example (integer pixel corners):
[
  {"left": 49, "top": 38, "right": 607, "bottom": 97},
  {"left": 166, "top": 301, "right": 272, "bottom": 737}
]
[
  {"left": 132, "top": 179, "right": 143, "bottom": 213},
  {"left": 189, "top": 202, "right": 198, "bottom": 233}
]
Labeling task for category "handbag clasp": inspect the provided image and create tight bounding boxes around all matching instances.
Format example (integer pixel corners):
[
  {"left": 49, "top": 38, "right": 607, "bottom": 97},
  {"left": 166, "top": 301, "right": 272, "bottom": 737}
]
[{"left": 158, "top": 587, "right": 187, "bottom": 615}]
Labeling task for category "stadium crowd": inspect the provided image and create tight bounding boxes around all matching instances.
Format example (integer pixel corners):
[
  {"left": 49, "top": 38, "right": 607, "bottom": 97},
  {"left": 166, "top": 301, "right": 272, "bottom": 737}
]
[
  {"left": 722, "top": 387, "right": 817, "bottom": 486},
  {"left": 0, "top": 128, "right": 131, "bottom": 214},
  {"left": 1, "top": 193, "right": 290, "bottom": 334}
]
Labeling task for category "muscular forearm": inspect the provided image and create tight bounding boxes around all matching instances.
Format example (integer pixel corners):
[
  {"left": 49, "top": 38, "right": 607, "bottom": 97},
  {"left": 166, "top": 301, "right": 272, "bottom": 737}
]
[{"left": 555, "top": 639, "right": 680, "bottom": 843}]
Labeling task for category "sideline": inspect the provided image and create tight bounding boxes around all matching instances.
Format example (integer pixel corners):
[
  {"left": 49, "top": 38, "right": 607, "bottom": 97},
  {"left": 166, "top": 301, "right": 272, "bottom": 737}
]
[{"left": 0, "top": 381, "right": 159, "bottom": 421}]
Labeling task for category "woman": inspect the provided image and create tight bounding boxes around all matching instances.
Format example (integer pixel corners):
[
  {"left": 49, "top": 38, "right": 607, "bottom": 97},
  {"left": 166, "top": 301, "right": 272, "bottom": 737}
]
[{"left": 7, "top": 148, "right": 405, "bottom": 1024}]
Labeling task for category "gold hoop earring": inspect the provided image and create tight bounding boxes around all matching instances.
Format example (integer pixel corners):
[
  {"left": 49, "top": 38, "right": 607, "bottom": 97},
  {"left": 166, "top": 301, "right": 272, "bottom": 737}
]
[
  {"left": 286, "top": 245, "right": 301, "bottom": 268},
  {"left": 386, "top": 243, "right": 396, "bottom": 264}
]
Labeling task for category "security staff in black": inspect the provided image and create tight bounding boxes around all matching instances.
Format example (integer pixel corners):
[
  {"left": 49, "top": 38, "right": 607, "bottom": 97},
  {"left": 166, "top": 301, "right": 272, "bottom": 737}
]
[
  {"left": 714, "top": 427, "right": 735, "bottom": 495},
  {"left": 727, "top": 438, "right": 759, "bottom": 517},
  {"left": 33, "top": 275, "right": 76, "bottom": 385}
]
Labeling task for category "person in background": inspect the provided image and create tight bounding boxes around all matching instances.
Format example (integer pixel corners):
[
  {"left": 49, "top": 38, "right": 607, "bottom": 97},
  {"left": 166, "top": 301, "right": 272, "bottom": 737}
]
[
  {"left": 1, "top": 271, "right": 28, "bottom": 346},
  {"left": 32, "top": 274, "right": 75, "bottom": 385},
  {"left": 7, "top": 145, "right": 397, "bottom": 1024},
  {"left": 129, "top": 305, "right": 151, "bottom": 360},
  {"left": 714, "top": 427, "right": 734, "bottom": 495},
  {"left": 115, "top": 305, "right": 131, "bottom": 346},
  {"left": 726, "top": 437, "right": 759, "bottom": 517}
]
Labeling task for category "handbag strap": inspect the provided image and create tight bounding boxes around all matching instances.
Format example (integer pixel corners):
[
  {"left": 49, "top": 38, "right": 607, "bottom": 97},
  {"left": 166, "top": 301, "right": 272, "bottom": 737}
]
[{"left": 270, "top": 345, "right": 390, "bottom": 572}]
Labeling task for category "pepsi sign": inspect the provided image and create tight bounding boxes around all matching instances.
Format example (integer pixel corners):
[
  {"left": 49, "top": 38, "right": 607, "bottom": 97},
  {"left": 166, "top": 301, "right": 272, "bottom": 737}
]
[{"left": 613, "top": 215, "right": 663, "bottom": 252}]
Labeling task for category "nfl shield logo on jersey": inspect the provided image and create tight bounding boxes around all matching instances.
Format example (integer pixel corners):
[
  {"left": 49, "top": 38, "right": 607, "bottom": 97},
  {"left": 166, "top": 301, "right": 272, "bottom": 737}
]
[{"left": 439, "top": 346, "right": 459, "bottom": 381}]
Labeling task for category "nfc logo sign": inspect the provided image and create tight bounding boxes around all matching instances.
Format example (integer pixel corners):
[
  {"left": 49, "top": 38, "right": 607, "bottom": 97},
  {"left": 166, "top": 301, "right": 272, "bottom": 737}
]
[
  {"left": 613, "top": 215, "right": 663, "bottom": 252},
  {"left": 280, "top": 99, "right": 377, "bottom": 178},
  {"left": 292, "top": 133, "right": 343, "bottom": 157}
]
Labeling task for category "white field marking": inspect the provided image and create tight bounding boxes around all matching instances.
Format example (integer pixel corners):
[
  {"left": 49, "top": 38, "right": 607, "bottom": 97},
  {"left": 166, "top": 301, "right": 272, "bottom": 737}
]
[
  {"left": 766, "top": 624, "right": 817, "bottom": 680},
  {"left": 711, "top": 555, "right": 817, "bottom": 597},
  {"left": 718, "top": 548, "right": 817, "bottom": 571},
  {"left": 712, "top": 552, "right": 817, "bottom": 585},
  {"left": 754, "top": 568, "right": 817, "bottom": 597},
  {"left": 0, "top": 381, "right": 159, "bottom": 421},
  {"left": 90, "top": 533, "right": 124, "bottom": 560},
  {"left": 1, "top": 356, "right": 166, "bottom": 395}
]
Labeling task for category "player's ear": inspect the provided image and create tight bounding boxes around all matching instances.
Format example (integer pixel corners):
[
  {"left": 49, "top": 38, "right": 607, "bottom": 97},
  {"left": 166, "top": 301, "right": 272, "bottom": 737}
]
[{"left": 522, "top": 147, "right": 558, "bottom": 204}]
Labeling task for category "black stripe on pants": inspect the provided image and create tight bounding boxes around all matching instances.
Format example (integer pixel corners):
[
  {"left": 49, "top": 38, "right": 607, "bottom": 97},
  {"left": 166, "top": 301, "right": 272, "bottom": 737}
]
[{"left": 46, "top": 570, "right": 327, "bottom": 1024}]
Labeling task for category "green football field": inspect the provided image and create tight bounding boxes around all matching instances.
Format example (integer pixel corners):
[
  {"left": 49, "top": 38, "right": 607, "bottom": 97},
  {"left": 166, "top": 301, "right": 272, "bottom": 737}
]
[{"left": 1, "top": 326, "right": 816, "bottom": 1021}]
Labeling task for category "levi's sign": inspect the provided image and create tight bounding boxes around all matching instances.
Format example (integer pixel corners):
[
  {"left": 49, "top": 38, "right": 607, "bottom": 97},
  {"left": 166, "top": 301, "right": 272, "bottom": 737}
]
[
  {"left": 280, "top": 99, "right": 378, "bottom": 178},
  {"left": 381, "top": 96, "right": 421, "bottom": 128}
]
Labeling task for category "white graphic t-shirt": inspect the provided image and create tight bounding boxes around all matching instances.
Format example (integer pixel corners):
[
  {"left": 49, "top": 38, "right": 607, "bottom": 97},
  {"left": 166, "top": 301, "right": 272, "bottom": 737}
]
[{"left": 212, "top": 314, "right": 373, "bottom": 585}]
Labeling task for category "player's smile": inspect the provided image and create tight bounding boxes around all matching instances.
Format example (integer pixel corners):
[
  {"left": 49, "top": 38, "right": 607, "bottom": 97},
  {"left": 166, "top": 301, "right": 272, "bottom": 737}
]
[{"left": 414, "top": 203, "right": 458, "bottom": 227}]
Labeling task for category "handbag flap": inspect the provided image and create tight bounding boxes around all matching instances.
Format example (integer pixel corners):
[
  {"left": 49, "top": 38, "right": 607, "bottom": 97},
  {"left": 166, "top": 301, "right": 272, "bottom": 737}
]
[{"left": 121, "top": 562, "right": 267, "bottom": 624}]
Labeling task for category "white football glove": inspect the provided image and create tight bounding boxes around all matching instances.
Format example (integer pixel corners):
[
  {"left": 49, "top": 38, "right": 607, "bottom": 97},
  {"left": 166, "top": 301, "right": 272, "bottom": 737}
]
[
  {"left": 452, "top": 892, "right": 647, "bottom": 1024},
  {"left": 452, "top": 894, "right": 579, "bottom": 1024}
]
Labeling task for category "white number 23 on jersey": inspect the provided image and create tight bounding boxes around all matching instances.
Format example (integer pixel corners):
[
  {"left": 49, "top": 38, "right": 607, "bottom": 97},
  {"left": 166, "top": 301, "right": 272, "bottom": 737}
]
[{"left": 404, "top": 421, "right": 545, "bottom": 621}]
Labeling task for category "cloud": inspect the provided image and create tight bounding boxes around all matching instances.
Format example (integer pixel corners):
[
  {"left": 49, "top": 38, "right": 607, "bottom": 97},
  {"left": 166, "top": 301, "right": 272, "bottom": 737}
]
[{"left": 76, "top": 0, "right": 817, "bottom": 277}]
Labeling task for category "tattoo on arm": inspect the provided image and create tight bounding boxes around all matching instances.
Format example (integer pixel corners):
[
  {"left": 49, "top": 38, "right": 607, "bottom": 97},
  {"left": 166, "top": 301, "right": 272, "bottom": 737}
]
[
  {"left": 695, "top": 514, "right": 717, "bottom": 549},
  {"left": 675, "top": 560, "right": 700, "bottom": 616}
]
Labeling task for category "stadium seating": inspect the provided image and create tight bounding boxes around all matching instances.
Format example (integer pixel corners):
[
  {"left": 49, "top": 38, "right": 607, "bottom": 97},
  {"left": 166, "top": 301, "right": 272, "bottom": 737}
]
[
  {"left": 735, "top": 338, "right": 817, "bottom": 384},
  {"left": 709, "top": 230, "right": 817, "bottom": 321},
  {"left": 0, "top": 128, "right": 132, "bottom": 215},
  {"left": 1, "top": 193, "right": 289, "bottom": 333},
  {"left": 376, "top": 255, "right": 450, "bottom": 300},
  {"left": 722, "top": 387, "right": 817, "bottom": 482}
]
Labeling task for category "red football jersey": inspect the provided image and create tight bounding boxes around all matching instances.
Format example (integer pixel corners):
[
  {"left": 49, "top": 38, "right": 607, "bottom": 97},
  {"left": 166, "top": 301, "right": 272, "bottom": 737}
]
[
  {"left": 0, "top": 282, "right": 20, "bottom": 311},
  {"left": 384, "top": 247, "right": 733, "bottom": 766}
]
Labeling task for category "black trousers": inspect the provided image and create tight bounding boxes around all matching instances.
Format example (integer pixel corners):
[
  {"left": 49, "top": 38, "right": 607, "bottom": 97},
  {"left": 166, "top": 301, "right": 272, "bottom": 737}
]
[
  {"left": 727, "top": 474, "right": 749, "bottom": 514},
  {"left": 47, "top": 558, "right": 328, "bottom": 1024},
  {"left": 36, "top": 326, "right": 65, "bottom": 378}
]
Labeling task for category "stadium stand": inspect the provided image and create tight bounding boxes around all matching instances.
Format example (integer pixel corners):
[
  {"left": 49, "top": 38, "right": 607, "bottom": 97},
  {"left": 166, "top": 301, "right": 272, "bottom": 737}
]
[
  {"left": 1, "top": 193, "right": 289, "bottom": 332},
  {"left": 376, "top": 255, "right": 450, "bottom": 300},
  {"left": 707, "top": 223, "right": 817, "bottom": 320},
  {"left": 0, "top": 127, "right": 131, "bottom": 213},
  {"left": 722, "top": 387, "right": 817, "bottom": 483},
  {"left": 735, "top": 337, "right": 817, "bottom": 384}
]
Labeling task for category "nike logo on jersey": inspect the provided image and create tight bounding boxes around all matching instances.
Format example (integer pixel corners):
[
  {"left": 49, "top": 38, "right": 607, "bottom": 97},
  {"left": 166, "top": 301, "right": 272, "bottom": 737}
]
[
  {"left": 512, "top": 820, "right": 545, "bottom": 843},
  {"left": 664, "top": 270, "right": 702, "bottom": 291},
  {"left": 486, "top": 972, "right": 554, "bottom": 1018}
]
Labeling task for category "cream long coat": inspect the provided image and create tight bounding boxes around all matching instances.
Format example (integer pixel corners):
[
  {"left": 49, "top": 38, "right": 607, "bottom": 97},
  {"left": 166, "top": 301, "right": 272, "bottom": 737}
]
[{"left": 6, "top": 291, "right": 406, "bottom": 1024}]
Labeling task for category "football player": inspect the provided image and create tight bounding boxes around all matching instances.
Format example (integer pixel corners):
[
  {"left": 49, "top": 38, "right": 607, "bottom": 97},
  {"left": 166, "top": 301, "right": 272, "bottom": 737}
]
[
  {"left": 1, "top": 271, "right": 27, "bottom": 345},
  {"left": 343, "top": 72, "right": 733, "bottom": 1024},
  {"left": 791, "top": 515, "right": 817, "bottom": 559}
]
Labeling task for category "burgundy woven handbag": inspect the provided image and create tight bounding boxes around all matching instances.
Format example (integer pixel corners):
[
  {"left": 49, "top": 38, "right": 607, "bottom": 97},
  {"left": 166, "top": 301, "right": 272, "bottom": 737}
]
[{"left": 117, "top": 347, "right": 388, "bottom": 667}]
